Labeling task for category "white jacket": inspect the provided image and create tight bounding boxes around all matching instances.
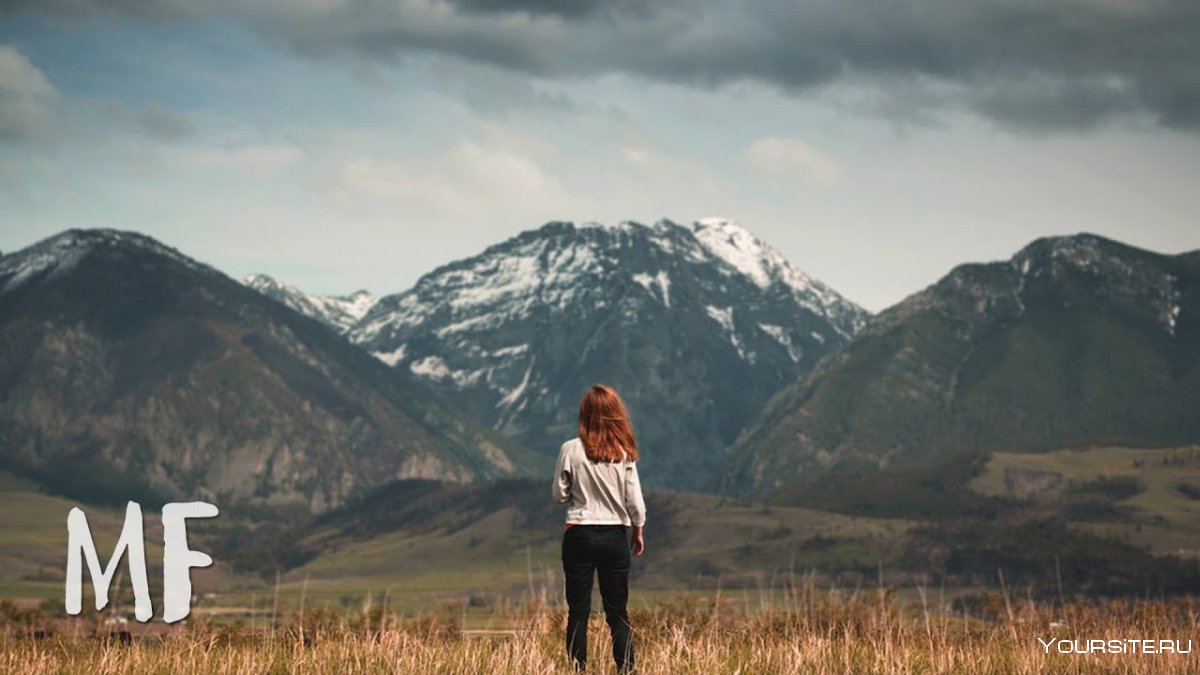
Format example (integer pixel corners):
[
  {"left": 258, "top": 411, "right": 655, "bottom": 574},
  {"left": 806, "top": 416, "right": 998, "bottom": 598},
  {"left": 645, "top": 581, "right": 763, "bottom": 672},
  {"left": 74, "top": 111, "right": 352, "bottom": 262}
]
[{"left": 552, "top": 437, "right": 647, "bottom": 527}]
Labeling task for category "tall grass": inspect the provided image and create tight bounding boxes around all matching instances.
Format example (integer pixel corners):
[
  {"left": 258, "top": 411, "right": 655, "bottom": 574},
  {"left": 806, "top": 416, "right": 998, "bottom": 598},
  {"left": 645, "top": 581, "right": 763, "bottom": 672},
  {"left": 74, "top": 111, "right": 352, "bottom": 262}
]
[{"left": 3, "top": 589, "right": 1198, "bottom": 674}]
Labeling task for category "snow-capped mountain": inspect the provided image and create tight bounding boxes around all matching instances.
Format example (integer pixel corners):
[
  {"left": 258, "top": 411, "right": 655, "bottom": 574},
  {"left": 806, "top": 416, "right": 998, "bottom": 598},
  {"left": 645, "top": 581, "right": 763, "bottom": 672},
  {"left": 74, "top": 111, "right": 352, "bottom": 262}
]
[
  {"left": 726, "top": 233, "right": 1200, "bottom": 494},
  {"left": 243, "top": 273, "right": 378, "bottom": 333},
  {"left": 348, "top": 218, "right": 869, "bottom": 490},
  {"left": 1, "top": 228, "right": 215, "bottom": 296},
  {"left": 691, "top": 218, "right": 868, "bottom": 336},
  {"left": 0, "top": 229, "right": 531, "bottom": 513}
]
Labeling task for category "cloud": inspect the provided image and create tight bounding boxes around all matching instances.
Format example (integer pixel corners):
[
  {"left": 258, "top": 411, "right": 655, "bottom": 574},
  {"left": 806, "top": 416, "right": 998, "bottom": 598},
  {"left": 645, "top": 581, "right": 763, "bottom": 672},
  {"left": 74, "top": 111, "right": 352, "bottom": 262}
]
[
  {"left": 7, "top": 0, "right": 1200, "bottom": 132},
  {"left": 330, "top": 136, "right": 578, "bottom": 218},
  {"left": 445, "top": 0, "right": 632, "bottom": 19},
  {"left": 741, "top": 136, "right": 842, "bottom": 187},
  {"left": 136, "top": 102, "right": 195, "bottom": 140},
  {"left": 427, "top": 60, "right": 579, "bottom": 116},
  {"left": 0, "top": 154, "right": 61, "bottom": 198},
  {"left": 102, "top": 101, "right": 196, "bottom": 140},
  {"left": 618, "top": 142, "right": 719, "bottom": 193},
  {"left": 0, "top": 44, "right": 56, "bottom": 140},
  {"left": 175, "top": 143, "right": 305, "bottom": 176},
  {"left": 0, "top": 45, "right": 54, "bottom": 96}
]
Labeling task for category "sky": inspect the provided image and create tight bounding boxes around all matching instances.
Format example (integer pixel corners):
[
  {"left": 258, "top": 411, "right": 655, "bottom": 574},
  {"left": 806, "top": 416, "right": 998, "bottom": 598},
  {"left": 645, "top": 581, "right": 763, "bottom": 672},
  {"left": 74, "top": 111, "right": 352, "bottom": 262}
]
[{"left": 1, "top": 1, "right": 1198, "bottom": 312}]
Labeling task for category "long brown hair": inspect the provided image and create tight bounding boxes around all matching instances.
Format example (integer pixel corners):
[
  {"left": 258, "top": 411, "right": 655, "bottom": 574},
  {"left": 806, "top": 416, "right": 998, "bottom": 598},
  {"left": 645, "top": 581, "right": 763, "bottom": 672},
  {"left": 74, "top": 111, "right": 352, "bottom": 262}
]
[{"left": 577, "top": 384, "right": 638, "bottom": 463}]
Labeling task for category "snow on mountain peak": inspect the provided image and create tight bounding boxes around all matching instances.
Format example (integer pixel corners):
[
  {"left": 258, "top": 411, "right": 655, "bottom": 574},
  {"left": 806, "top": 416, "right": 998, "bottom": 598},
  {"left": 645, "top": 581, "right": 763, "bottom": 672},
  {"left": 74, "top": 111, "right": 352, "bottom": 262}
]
[
  {"left": 244, "top": 273, "right": 298, "bottom": 295},
  {"left": 692, "top": 218, "right": 779, "bottom": 288},
  {"left": 579, "top": 220, "right": 639, "bottom": 232},
  {"left": 348, "top": 218, "right": 868, "bottom": 352},
  {"left": 692, "top": 218, "right": 865, "bottom": 335},
  {"left": 354, "top": 217, "right": 868, "bottom": 363},
  {"left": 338, "top": 289, "right": 379, "bottom": 319},
  {"left": 1, "top": 232, "right": 94, "bottom": 294},
  {"left": 1, "top": 229, "right": 205, "bottom": 296},
  {"left": 334, "top": 217, "right": 872, "bottom": 489},
  {"left": 242, "top": 272, "right": 378, "bottom": 332}
]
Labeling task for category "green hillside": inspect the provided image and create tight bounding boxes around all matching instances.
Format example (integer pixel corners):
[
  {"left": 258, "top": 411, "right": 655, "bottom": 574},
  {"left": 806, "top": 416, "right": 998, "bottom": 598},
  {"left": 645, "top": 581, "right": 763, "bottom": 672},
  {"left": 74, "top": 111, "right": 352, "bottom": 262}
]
[
  {"left": 0, "top": 474, "right": 910, "bottom": 611},
  {"left": 727, "top": 234, "right": 1200, "bottom": 494},
  {"left": 971, "top": 445, "right": 1200, "bottom": 558},
  {"left": 0, "top": 471, "right": 242, "bottom": 608},
  {"left": 266, "top": 480, "right": 910, "bottom": 611},
  {"left": 0, "top": 230, "right": 539, "bottom": 514},
  {"left": 6, "top": 469, "right": 1198, "bottom": 617}
]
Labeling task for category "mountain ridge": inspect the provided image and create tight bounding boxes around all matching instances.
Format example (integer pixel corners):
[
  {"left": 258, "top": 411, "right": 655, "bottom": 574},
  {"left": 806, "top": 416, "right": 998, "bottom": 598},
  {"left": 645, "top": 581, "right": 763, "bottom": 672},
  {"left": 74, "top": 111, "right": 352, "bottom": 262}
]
[
  {"left": 0, "top": 228, "right": 534, "bottom": 513},
  {"left": 340, "top": 218, "right": 868, "bottom": 489},
  {"left": 726, "top": 231, "right": 1200, "bottom": 494},
  {"left": 243, "top": 273, "right": 378, "bottom": 333}
]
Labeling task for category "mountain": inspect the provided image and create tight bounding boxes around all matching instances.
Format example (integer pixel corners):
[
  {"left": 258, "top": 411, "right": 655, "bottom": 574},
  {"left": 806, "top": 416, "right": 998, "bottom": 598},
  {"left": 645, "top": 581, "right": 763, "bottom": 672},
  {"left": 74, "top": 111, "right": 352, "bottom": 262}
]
[
  {"left": 726, "top": 233, "right": 1200, "bottom": 495},
  {"left": 243, "top": 273, "right": 377, "bottom": 333},
  {"left": 345, "top": 219, "right": 869, "bottom": 490},
  {"left": 0, "top": 229, "right": 532, "bottom": 513}
]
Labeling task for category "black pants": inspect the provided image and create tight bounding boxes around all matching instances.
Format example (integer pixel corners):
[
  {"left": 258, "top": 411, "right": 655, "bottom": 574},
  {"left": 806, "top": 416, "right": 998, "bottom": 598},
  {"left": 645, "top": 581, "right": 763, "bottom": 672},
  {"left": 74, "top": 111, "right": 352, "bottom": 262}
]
[{"left": 562, "top": 524, "right": 634, "bottom": 672}]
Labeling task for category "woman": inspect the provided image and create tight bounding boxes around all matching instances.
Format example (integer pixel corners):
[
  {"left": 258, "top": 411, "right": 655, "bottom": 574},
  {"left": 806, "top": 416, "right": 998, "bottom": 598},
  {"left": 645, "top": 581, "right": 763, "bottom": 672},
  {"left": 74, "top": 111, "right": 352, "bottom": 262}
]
[{"left": 552, "top": 384, "right": 647, "bottom": 673}]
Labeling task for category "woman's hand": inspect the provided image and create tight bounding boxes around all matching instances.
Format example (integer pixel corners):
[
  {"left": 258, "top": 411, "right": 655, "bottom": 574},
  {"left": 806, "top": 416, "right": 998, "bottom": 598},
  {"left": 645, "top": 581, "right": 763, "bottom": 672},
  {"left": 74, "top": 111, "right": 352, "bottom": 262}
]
[{"left": 631, "top": 526, "right": 645, "bottom": 556}]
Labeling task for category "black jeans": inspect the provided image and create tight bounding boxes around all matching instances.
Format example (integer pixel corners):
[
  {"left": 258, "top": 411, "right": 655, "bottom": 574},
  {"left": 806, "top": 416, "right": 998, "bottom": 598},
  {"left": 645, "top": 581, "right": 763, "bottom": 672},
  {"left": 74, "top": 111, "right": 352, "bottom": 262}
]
[{"left": 562, "top": 524, "right": 634, "bottom": 672}]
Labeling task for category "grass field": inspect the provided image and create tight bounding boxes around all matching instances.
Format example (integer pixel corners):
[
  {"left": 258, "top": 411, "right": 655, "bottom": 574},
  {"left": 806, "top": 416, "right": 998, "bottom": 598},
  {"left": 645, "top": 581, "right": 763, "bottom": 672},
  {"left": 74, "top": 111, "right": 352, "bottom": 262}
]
[
  {"left": 0, "top": 473, "right": 912, "bottom": 614},
  {"left": 0, "top": 473, "right": 244, "bottom": 611},
  {"left": 970, "top": 446, "right": 1200, "bottom": 558},
  {"left": 266, "top": 488, "right": 912, "bottom": 611},
  {"left": 4, "top": 459, "right": 1200, "bottom": 673},
  {"left": 3, "top": 591, "right": 1198, "bottom": 674}
]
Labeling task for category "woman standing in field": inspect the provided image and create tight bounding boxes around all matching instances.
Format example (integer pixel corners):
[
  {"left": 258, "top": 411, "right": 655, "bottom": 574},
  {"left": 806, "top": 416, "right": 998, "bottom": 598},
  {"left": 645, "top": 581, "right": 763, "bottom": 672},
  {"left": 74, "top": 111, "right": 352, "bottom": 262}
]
[{"left": 552, "top": 384, "right": 647, "bottom": 673}]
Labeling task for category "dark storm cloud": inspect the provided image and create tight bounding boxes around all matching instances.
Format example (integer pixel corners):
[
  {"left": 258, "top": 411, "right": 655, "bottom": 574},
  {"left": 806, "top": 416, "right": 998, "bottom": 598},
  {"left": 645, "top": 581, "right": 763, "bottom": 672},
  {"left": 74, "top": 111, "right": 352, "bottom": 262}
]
[
  {"left": 444, "top": 0, "right": 660, "bottom": 19},
  {"left": 7, "top": 0, "right": 1200, "bottom": 131}
]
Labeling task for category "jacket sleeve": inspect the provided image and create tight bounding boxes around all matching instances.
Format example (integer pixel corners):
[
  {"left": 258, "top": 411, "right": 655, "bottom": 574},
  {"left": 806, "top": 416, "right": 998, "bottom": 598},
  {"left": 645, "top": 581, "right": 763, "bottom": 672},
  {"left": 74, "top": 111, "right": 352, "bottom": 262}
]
[
  {"left": 625, "top": 461, "right": 647, "bottom": 526},
  {"left": 552, "top": 442, "right": 571, "bottom": 504}
]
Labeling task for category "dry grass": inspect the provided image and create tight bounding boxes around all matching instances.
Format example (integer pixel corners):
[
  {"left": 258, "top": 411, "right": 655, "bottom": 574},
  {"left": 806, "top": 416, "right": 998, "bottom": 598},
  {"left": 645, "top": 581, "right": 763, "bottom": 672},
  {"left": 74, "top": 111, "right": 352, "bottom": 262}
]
[{"left": 3, "top": 590, "right": 1198, "bottom": 674}]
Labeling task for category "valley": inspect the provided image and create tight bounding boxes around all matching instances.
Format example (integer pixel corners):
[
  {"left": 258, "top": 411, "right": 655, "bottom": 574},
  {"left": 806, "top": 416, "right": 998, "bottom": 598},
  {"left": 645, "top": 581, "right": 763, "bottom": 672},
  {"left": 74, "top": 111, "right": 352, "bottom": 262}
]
[{"left": 1, "top": 224, "right": 1198, "bottom": 620}]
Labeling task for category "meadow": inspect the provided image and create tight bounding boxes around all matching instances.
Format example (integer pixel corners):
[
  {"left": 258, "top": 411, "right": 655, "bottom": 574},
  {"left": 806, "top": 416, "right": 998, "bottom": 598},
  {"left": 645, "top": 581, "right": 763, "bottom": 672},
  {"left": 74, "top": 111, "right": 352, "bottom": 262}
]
[
  {"left": 4, "top": 589, "right": 1199, "bottom": 674},
  {"left": 971, "top": 446, "right": 1200, "bottom": 558},
  {"left": 5, "top": 450, "right": 1200, "bottom": 674}
]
